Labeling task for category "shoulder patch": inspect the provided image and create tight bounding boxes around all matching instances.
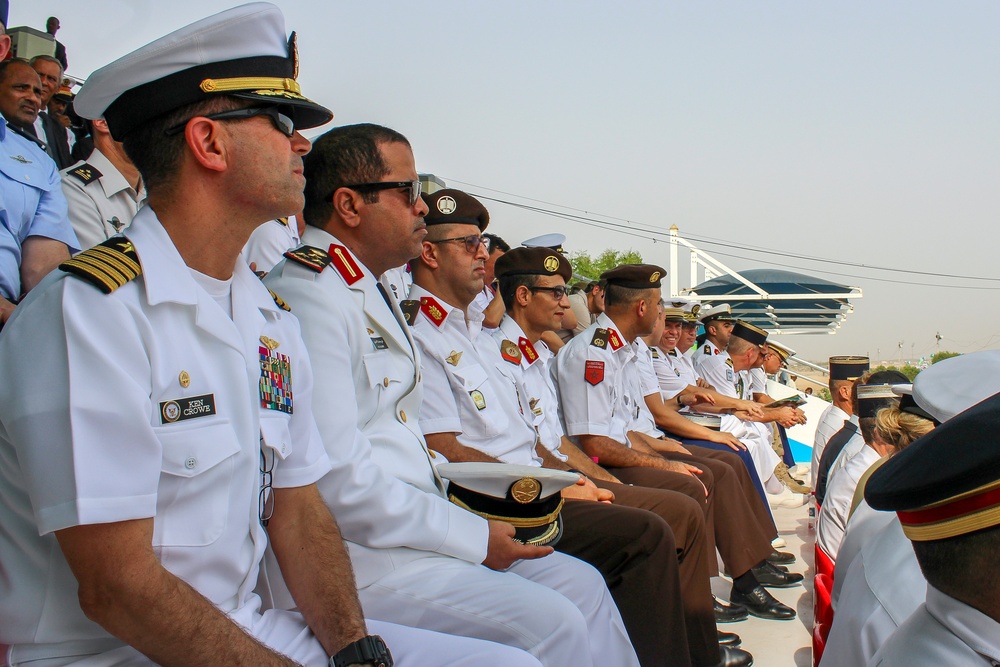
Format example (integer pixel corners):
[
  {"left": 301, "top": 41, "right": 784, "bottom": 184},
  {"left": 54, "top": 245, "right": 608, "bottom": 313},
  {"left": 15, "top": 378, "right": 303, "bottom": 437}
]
[
  {"left": 590, "top": 328, "right": 610, "bottom": 349},
  {"left": 268, "top": 288, "right": 291, "bottom": 312},
  {"left": 399, "top": 299, "right": 420, "bottom": 326},
  {"left": 501, "top": 339, "right": 522, "bottom": 364},
  {"left": 67, "top": 163, "right": 102, "bottom": 185},
  {"left": 60, "top": 236, "right": 140, "bottom": 294},
  {"left": 585, "top": 360, "right": 605, "bottom": 385},
  {"left": 283, "top": 245, "right": 332, "bottom": 273}
]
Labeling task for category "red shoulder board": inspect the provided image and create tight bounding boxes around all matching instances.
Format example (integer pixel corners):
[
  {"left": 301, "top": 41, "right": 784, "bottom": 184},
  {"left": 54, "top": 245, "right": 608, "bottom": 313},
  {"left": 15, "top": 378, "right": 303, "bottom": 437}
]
[
  {"left": 607, "top": 328, "right": 624, "bottom": 351},
  {"left": 328, "top": 243, "right": 364, "bottom": 285},
  {"left": 420, "top": 296, "right": 446, "bottom": 327},
  {"left": 585, "top": 360, "right": 605, "bottom": 385},
  {"left": 501, "top": 339, "right": 522, "bottom": 364},
  {"left": 714, "top": 348, "right": 720, "bottom": 355},
  {"left": 283, "top": 245, "right": 332, "bottom": 272},
  {"left": 518, "top": 337, "right": 539, "bottom": 364}
]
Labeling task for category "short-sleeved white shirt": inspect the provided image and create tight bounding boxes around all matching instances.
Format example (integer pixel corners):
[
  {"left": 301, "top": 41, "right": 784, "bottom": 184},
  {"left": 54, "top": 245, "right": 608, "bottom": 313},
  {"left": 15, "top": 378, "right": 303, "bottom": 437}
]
[
  {"left": 411, "top": 285, "right": 540, "bottom": 466},
  {"left": 0, "top": 207, "right": 330, "bottom": 652},
  {"left": 817, "top": 444, "right": 881, "bottom": 559}
]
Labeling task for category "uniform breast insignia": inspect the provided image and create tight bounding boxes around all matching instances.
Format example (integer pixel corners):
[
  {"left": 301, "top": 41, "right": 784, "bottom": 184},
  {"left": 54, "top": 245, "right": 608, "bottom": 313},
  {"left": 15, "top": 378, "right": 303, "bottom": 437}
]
[
  {"left": 419, "top": 296, "right": 446, "bottom": 327},
  {"left": 60, "top": 236, "right": 141, "bottom": 294},
  {"left": 501, "top": 340, "right": 522, "bottom": 365},
  {"left": 675, "top": 368, "right": 681, "bottom": 377},
  {"left": 107, "top": 216, "right": 125, "bottom": 233},
  {"left": 585, "top": 360, "right": 605, "bottom": 386},
  {"left": 607, "top": 329, "right": 624, "bottom": 351},
  {"left": 267, "top": 288, "right": 291, "bottom": 312},
  {"left": 159, "top": 394, "right": 217, "bottom": 424},
  {"left": 517, "top": 337, "right": 538, "bottom": 364},
  {"left": 67, "top": 163, "right": 102, "bottom": 185},
  {"left": 9, "top": 154, "right": 30, "bottom": 164},
  {"left": 399, "top": 300, "right": 420, "bottom": 326},
  {"left": 179, "top": 370, "right": 191, "bottom": 388},
  {"left": 328, "top": 243, "right": 364, "bottom": 285},
  {"left": 590, "top": 328, "right": 609, "bottom": 348},
  {"left": 736, "top": 377, "right": 744, "bottom": 396},
  {"left": 260, "top": 335, "right": 280, "bottom": 350},
  {"left": 529, "top": 397, "right": 543, "bottom": 416},
  {"left": 446, "top": 350, "right": 463, "bottom": 366},
  {"left": 283, "top": 245, "right": 332, "bottom": 273},
  {"left": 470, "top": 389, "right": 487, "bottom": 410},
  {"left": 259, "top": 342, "right": 293, "bottom": 414}
]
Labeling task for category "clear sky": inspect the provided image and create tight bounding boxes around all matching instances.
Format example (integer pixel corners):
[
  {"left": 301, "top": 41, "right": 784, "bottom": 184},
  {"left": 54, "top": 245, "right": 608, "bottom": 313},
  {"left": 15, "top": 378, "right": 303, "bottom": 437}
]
[{"left": 15, "top": 1, "right": 1000, "bottom": 363}]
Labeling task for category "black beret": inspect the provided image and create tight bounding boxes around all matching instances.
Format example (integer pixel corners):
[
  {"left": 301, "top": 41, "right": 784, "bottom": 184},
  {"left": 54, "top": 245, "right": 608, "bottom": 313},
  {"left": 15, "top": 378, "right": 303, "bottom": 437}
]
[
  {"left": 866, "top": 392, "right": 1000, "bottom": 541},
  {"left": 830, "top": 356, "right": 870, "bottom": 381},
  {"left": 731, "top": 320, "right": 768, "bottom": 347},
  {"left": 600, "top": 263, "right": 666, "bottom": 289},
  {"left": 422, "top": 189, "right": 490, "bottom": 231},
  {"left": 494, "top": 247, "right": 572, "bottom": 283}
]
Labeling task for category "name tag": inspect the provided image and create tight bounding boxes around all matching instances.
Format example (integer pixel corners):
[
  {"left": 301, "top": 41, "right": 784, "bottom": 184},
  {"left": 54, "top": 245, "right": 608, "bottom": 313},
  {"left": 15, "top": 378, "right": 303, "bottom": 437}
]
[
  {"left": 371, "top": 336, "right": 388, "bottom": 350},
  {"left": 160, "top": 394, "right": 216, "bottom": 423}
]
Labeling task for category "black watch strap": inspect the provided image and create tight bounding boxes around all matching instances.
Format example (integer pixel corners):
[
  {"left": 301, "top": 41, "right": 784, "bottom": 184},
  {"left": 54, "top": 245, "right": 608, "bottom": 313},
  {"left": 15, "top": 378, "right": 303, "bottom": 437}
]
[{"left": 329, "top": 635, "right": 393, "bottom": 667}]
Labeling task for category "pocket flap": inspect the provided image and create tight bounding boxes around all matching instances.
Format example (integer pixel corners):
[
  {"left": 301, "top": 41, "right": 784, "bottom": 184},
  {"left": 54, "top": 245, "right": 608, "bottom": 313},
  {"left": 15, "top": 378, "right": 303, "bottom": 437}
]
[
  {"left": 363, "top": 352, "right": 398, "bottom": 389},
  {"left": 260, "top": 415, "right": 293, "bottom": 460},
  {"left": 157, "top": 421, "right": 241, "bottom": 478},
  {"left": 450, "top": 363, "right": 488, "bottom": 391}
]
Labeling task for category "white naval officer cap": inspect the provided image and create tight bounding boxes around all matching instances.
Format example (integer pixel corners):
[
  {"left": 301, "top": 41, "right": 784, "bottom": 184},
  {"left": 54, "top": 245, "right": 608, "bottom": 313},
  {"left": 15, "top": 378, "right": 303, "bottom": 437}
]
[
  {"left": 74, "top": 2, "right": 333, "bottom": 141},
  {"left": 912, "top": 351, "right": 1000, "bottom": 423},
  {"left": 522, "top": 233, "right": 567, "bottom": 252},
  {"left": 699, "top": 303, "right": 735, "bottom": 323},
  {"left": 436, "top": 462, "right": 579, "bottom": 547}
]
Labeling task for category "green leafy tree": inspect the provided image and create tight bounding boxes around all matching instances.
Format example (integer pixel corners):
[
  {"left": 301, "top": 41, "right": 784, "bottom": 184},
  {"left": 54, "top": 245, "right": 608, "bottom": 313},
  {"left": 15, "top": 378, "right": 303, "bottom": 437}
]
[
  {"left": 569, "top": 249, "right": 644, "bottom": 281},
  {"left": 931, "top": 351, "right": 961, "bottom": 365},
  {"left": 871, "top": 364, "right": 921, "bottom": 381}
]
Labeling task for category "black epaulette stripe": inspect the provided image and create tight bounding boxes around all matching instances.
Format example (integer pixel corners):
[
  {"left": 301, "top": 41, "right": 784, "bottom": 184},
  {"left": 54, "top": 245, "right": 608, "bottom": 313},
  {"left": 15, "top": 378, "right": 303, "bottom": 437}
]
[
  {"left": 268, "top": 288, "right": 291, "bottom": 312},
  {"left": 590, "top": 328, "right": 609, "bottom": 348},
  {"left": 59, "top": 237, "right": 141, "bottom": 294},
  {"left": 399, "top": 299, "right": 420, "bottom": 326},
  {"left": 67, "top": 163, "right": 102, "bottom": 184},
  {"left": 283, "top": 245, "right": 332, "bottom": 272}
]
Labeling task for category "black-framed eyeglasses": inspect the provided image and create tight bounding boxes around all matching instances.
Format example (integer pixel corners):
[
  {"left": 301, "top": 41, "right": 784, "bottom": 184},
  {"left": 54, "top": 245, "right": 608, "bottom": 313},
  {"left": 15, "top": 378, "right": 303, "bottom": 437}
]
[
  {"left": 337, "top": 180, "right": 422, "bottom": 207},
  {"left": 260, "top": 446, "right": 274, "bottom": 527},
  {"left": 428, "top": 234, "right": 486, "bottom": 254},
  {"left": 164, "top": 106, "right": 295, "bottom": 137},
  {"left": 528, "top": 285, "right": 569, "bottom": 300}
]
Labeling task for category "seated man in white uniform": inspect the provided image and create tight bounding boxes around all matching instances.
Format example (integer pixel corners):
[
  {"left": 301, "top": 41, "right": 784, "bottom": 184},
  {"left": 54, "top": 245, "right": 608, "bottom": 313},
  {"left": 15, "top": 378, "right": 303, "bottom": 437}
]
[
  {"left": 812, "top": 356, "right": 869, "bottom": 488},
  {"left": 263, "top": 125, "right": 620, "bottom": 667},
  {"left": 0, "top": 6, "right": 537, "bottom": 666},
  {"left": 865, "top": 393, "right": 1000, "bottom": 667},
  {"left": 821, "top": 351, "right": 1000, "bottom": 667},
  {"left": 816, "top": 372, "right": 909, "bottom": 560}
]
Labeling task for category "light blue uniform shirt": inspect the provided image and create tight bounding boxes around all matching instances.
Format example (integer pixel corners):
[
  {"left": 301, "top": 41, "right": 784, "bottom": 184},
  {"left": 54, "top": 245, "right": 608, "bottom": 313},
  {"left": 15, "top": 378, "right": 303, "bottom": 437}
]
[{"left": 0, "top": 114, "right": 78, "bottom": 301}]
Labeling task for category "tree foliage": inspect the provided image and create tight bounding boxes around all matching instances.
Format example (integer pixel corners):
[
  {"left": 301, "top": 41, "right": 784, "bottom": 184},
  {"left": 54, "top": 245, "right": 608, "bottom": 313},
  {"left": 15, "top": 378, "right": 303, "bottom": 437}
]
[
  {"left": 930, "top": 351, "right": 961, "bottom": 365},
  {"left": 569, "top": 249, "right": 644, "bottom": 280},
  {"left": 871, "top": 364, "right": 921, "bottom": 381}
]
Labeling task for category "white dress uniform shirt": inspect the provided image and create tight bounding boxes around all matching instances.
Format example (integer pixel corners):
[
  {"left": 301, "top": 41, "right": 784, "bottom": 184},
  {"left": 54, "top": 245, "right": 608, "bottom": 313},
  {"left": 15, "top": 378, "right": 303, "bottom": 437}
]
[
  {"left": 821, "top": 515, "right": 926, "bottom": 667},
  {"left": 631, "top": 338, "right": 669, "bottom": 437},
  {"left": 817, "top": 444, "right": 882, "bottom": 559},
  {"left": 651, "top": 345, "right": 688, "bottom": 400},
  {"left": 831, "top": 500, "right": 894, "bottom": 608},
  {"left": 867, "top": 585, "right": 1000, "bottom": 667},
  {"left": 0, "top": 207, "right": 331, "bottom": 663},
  {"left": 410, "top": 286, "right": 640, "bottom": 667},
  {"left": 553, "top": 313, "right": 646, "bottom": 447},
  {"left": 60, "top": 148, "right": 146, "bottom": 251},
  {"left": 827, "top": 424, "right": 867, "bottom": 486},
  {"left": 491, "top": 316, "right": 567, "bottom": 459},
  {"left": 243, "top": 216, "right": 300, "bottom": 274},
  {"left": 812, "top": 403, "right": 850, "bottom": 486},
  {"left": 381, "top": 264, "right": 412, "bottom": 301},
  {"left": 692, "top": 338, "right": 722, "bottom": 375},
  {"left": 698, "top": 352, "right": 781, "bottom": 489},
  {"left": 412, "top": 285, "right": 540, "bottom": 466}
]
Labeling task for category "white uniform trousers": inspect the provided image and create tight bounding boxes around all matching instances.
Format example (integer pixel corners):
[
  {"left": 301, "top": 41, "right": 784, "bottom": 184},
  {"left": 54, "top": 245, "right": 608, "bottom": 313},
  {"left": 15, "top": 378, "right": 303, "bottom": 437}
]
[
  {"left": 358, "top": 551, "right": 639, "bottom": 667},
  {"left": 5, "top": 613, "right": 542, "bottom": 667}
]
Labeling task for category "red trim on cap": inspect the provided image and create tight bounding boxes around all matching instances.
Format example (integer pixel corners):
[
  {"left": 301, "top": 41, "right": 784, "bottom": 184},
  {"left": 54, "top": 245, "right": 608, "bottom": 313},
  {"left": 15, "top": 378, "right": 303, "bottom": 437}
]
[
  {"left": 328, "top": 243, "right": 364, "bottom": 285},
  {"left": 897, "top": 485, "right": 1000, "bottom": 526}
]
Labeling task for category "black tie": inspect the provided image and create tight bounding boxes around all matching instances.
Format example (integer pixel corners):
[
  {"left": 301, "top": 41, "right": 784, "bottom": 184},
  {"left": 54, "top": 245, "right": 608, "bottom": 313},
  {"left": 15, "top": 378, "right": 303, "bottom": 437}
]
[{"left": 375, "top": 282, "right": 393, "bottom": 309}]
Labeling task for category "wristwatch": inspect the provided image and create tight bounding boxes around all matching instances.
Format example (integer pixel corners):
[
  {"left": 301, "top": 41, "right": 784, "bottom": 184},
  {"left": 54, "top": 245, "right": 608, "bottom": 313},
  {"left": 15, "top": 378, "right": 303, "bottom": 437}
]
[{"left": 329, "top": 635, "right": 393, "bottom": 667}]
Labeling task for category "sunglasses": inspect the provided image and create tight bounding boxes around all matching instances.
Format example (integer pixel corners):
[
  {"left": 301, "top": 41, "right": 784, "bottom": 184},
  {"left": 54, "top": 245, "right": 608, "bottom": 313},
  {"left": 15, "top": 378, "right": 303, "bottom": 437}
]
[
  {"left": 528, "top": 285, "right": 569, "bottom": 300},
  {"left": 337, "top": 180, "right": 422, "bottom": 207},
  {"left": 165, "top": 106, "right": 295, "bottom": 137},
  {"left": 428, "top": 234, "right": 487, "bottom": 253}
]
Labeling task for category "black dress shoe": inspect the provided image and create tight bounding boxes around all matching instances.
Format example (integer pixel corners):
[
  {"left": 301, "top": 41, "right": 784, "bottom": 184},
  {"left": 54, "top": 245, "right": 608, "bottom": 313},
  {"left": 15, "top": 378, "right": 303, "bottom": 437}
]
[
  {"left": 717, "top": 630, "right": 742, "bottom": 646},
  {"left": 766, "top": 549, "right": 796, "bottom": 565},
  {"left": 714, "top": 595, "right": 749, "bottom": 623},
  {"left": 751, "top": 560, "right": 804, "bottom": 588},
  {"left": 729, "top": 585, "right": 797, "bottom": 620},
  {"left": 717, "top": 645, "right": 754, "bottom": 667}
]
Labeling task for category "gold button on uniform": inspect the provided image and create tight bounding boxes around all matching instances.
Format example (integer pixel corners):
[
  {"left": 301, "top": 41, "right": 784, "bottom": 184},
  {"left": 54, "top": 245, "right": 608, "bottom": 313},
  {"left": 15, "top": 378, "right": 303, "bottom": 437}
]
[
  {"left": 179, "top": 370, "right": 190, "bottom": 388},
  {"left": 383, "top": 378, "right": 389, "bottom": 388},
  {"left": 399, "top": 410, "right": 407, "bottom": 422}
]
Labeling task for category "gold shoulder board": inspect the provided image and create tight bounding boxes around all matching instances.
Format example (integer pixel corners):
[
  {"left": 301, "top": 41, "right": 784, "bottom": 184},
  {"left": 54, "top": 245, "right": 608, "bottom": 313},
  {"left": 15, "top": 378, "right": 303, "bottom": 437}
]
[{"left": 60, "top": 236, "right": 140, "bottom": 294}]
